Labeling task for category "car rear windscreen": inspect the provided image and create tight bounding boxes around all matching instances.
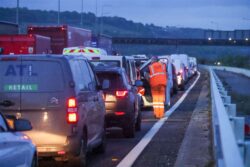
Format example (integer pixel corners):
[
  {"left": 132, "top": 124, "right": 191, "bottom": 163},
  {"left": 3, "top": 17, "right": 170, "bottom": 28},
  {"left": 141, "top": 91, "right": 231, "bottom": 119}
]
[
  {"left": 0, "top": 60, "right": 64, "bottom": 92},
  {"left": 96, "top": 72, "right": 124, "bottom": 89},
  {"left": 90, "top": 60, "right": 120, "bottom": 68}
]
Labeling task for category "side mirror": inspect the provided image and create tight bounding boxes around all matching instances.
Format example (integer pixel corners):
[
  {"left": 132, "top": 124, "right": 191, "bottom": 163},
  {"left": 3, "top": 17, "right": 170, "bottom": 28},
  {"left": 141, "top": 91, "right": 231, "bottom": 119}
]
[
  {"left": 102, "top": 79, "right": 110, "bottom": 90},
  {"left": 14, "top": 119, "right": 32, "bottom": 131},
  {"left": 135, "top": 80, "right": 143, "bottom": 87}
]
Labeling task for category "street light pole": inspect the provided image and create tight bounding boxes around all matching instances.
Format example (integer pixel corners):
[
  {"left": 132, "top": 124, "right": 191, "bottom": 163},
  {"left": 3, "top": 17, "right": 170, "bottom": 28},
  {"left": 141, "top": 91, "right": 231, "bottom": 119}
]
[
  {"left": 16, "top": 0, "right": 19, "bottom": 33},
  {"left": 58, "top": 0, "right": 60, "bottom": 25},
  {"left": 80, "top": 0, "right": 83, "bottom": 26},
  {"left": 95, "top": 0, "right": 98, "bottom": 35}
]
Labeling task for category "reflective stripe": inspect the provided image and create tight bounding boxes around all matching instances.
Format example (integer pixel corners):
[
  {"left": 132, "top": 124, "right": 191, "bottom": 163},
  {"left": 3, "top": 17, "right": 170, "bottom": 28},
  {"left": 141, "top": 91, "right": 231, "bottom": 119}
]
[
  {"left": 153, "top": 102, "right": 164, "bottom": 105},
  {"left": 153, "top": 105, "right": 165, "bottom": 108},
  {"left": 149, "top": 72, "right": 166, "bottom": 78}
]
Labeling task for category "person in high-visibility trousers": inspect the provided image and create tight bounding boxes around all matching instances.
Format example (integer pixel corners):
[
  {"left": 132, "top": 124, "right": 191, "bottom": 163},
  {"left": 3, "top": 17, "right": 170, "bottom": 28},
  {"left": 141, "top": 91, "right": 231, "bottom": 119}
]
[{"left": 148, "top": 56, "right": 167, "bottom": 119}]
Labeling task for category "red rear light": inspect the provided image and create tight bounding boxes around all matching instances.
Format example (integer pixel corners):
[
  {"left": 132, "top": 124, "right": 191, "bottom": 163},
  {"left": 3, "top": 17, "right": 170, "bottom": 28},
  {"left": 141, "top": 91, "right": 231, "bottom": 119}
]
[
  {"left": 115, "top": 111, "right": 125, "bottom": 116},
  {"left": 67, "top": 98, "right": 78, "bottom": 124},
  {"left": 116, "top": 90, "right": 128, "bottom": 97},
  {"left": 245, "top": 124, "right": 250, "bottom": 135},
  {"left": 68, "top": 98, "right": 76, "bottom": 108}
]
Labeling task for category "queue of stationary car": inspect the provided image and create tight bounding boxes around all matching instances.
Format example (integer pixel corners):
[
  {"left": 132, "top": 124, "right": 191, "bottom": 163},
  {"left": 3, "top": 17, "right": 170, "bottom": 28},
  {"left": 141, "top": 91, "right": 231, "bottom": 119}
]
[{"left": 0, "top": 47, "right": 197, "bottom": 167}]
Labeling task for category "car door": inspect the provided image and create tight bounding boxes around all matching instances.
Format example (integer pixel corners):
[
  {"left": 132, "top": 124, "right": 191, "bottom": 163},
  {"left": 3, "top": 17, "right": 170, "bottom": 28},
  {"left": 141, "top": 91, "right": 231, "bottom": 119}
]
[
  {"left": 77, "top": 60, "right": 104, "bottom": 144},
  {"left": 0, "top": 57, "right": 21, "bottom": 114},
  {"left": 86, "top": 61, "right": 105, "bottom": 139}
]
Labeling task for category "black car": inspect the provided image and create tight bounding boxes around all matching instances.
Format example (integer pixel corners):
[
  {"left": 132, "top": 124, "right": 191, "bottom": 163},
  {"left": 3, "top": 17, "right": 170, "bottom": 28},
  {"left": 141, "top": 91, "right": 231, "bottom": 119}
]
[{"left": 95, "top": 67, "right": 143, "bottom": 138}]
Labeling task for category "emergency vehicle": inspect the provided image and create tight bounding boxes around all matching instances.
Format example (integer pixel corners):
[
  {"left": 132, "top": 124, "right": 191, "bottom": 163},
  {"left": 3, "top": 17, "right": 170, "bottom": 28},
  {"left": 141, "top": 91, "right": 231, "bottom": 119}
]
[{"left": 63, "top": 46, "right": 137, "bottom": 85}]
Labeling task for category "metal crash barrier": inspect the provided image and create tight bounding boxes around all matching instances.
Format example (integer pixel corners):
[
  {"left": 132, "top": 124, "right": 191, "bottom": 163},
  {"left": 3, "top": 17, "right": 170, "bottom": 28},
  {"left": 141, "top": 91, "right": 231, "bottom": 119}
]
[{"left": 210, "top": 68, "right": 250, "bottom": 167}]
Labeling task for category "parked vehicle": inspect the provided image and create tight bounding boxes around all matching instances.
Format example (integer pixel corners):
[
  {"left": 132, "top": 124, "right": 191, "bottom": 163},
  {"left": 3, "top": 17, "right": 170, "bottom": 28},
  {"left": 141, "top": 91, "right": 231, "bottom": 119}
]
[
  {"left": 62, "top": 47, "right": 138, "bottom": 86},
  {"left": 0, "top": 54, "right": 108, "bottom": 167},
  {"left": 171, "top": 58, "right": 185, "bottom": 91},
  {"left": 0, "top": 109, "right": 37, "bottom": 167},
  {"left": 0, "top": 34, "right": 51, "bottom": 54},
  {"left": 171, "top": 54, "right": 190, "bottom": 81},
  {"left": 63, "top": 46, "right": 108, "bottom": 56},
  {"left": 188, "top": 57, "right": 198, "bottom": 76},
  {"left": 28, "top": 25, "right": 92, "bottom": 54},
  {"left": 95, "top": 67, "right": 143, "bottom": 138},
  {"left": 171, "top": 63, "right": 178, "bottom": 94}
]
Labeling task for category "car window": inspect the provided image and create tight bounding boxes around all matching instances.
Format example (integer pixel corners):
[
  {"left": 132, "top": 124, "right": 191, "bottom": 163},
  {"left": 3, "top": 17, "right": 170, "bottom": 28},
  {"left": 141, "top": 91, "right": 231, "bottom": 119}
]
[
  {"left": 0, "top": 60, "right": 64, "bottom": 92},
  {"left": 96, "top": 72, "right": 125, "bottom": 90},
  {"left": 130, "top": 60, "right": 137, "bottom": 80},
  {"left": 0, "top": 115, "right": 8, "bottom": 132},
  {"left": 79, "top": 60, "right": 96, "bottom": 91},
  {"left": 69, "top": 60, "right": 88, "bottom": 92},
  {"left": 86, "top": 61, "right": 98, "bottom": 90},
  {"left": 90, "top": 61, "right": 120, "bottom": 68}
]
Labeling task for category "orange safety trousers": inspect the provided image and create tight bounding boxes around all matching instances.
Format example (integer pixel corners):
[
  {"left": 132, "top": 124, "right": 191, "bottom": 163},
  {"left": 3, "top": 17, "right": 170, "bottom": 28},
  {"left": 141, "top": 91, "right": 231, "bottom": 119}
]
[{"left": 151, "top": 85, "right": 166, "bottom": 119}]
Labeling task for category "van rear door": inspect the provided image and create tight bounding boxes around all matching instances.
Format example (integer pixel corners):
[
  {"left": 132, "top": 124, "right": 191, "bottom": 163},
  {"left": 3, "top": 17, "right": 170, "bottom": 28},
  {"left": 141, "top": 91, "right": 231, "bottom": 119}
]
[
  {"left": 0, "top": 56, "right": 71, "bottom": 147},
  {"left": 0, "top": 56, "right": 21, "bottom": 111}
]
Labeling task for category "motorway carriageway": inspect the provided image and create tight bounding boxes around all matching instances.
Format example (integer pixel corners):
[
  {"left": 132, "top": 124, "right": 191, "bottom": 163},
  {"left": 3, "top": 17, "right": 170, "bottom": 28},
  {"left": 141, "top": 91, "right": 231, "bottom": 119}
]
[{"left": 41, "top": 70, "right": 211, "bottom": 167}]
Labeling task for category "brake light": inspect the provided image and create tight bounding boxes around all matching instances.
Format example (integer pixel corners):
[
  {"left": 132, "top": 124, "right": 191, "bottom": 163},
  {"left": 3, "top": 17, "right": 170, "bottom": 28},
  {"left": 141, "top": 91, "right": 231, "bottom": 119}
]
[
  {"left": 115, "top": 111, "right": 125, "bottom": 116},
  {"left": 67, "top": 98, "right": 78, "bottom": 124},
  {"left": 245, "top": 124, "right": 250, "bottom": 135},
  {"left": 116, "top": 90, "right": 128, "bottom": 97}
]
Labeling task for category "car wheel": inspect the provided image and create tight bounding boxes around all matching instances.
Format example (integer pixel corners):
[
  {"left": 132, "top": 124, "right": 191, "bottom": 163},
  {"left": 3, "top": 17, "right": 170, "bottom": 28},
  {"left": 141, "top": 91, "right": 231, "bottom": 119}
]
[
  {"left": 67, "top": 137, "right": 87, "bottom": 167},
  {"left": 180, "top": 82, "right": 185, "bottom": 91},
  {"left": 123, "top": 115, "right": 135, "bottom": 138},
  {"left": 135, "top": 110, "right": 141, "bottom": 131},
  {"left": 93, "top": 126, "right": 106, "bottom": 153}
]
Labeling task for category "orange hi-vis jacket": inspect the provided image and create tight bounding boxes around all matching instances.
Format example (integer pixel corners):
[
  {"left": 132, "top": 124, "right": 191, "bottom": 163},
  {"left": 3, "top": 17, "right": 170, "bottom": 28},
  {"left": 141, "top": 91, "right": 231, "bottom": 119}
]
[{"left": 149, "top": 62, "right": 167, "bottom": 87}]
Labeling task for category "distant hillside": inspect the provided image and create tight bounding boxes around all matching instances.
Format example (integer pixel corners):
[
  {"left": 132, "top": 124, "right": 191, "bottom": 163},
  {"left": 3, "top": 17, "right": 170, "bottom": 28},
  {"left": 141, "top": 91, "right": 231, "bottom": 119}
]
[{"left": 0, "top": 7, "right": 206, "bottom": 38}]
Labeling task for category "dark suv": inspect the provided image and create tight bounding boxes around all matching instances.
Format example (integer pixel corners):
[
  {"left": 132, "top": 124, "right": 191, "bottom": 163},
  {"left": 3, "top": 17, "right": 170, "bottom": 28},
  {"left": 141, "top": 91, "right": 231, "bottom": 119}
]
[
  {"left": 95, "top": 67, "right": 142, "bottom": 138},
  {"left": 0, "top": 55, "right": 108, "bottom": 167}
]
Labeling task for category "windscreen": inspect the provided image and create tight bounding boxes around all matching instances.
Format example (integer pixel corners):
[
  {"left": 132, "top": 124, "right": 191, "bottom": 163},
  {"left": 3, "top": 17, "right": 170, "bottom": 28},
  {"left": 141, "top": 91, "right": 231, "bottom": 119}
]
[
  {"left": 90, "top": 60, "right": 120, "bottom": 68},
  {"left": 0, "top": 60, "right": 64, "bottom": 93},
  {"left": 96, "top": 72, "right": 124, "bottom": 89}
]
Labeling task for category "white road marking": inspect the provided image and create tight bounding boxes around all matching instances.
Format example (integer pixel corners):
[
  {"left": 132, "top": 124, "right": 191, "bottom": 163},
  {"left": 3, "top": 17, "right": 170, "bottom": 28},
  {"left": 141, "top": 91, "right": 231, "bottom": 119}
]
[{"left": 116, "top": 72, "right": 201, "bottom": 167}]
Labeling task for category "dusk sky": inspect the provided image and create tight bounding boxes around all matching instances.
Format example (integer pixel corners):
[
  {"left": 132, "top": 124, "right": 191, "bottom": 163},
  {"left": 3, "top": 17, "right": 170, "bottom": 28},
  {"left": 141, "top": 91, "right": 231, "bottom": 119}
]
[{"left": 1, "top": 0, "right": 250, "bottom": 30}]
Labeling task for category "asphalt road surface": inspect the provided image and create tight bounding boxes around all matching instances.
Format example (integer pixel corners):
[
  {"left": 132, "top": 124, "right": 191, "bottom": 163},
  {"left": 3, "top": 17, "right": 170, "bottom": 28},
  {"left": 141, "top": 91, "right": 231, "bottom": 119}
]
[{"left": 40, "top": 71, "right": 207, "bottom": 167}]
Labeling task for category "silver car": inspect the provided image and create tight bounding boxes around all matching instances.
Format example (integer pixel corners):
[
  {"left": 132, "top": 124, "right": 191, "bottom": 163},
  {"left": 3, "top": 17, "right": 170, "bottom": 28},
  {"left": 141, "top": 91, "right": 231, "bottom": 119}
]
[{"left": 0, "top": 110, "right": 37, "bottom": 167}]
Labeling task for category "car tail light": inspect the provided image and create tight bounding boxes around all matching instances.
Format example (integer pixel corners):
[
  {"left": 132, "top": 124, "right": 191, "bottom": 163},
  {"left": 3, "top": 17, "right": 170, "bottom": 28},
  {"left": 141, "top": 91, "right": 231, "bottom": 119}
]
[
  {"left": 67, "top": 98, "right": 78, "bottom": 124},
  {"left": 115, "top": 111, "right": 125, "bottom": 116},
  {"left": 245, "top": 124, "right": 250, "bottom": 135},
  {"left": 116, "top": 90, "right": 128, "bottom": 97}
]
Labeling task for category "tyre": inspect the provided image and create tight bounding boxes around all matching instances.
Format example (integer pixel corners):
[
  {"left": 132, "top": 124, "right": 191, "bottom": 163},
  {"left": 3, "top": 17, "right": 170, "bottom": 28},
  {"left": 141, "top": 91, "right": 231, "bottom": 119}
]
[
  {"left": 135, "top": 110, "right": 141, "bottom": 131},
  {"left": 93, "top": 126, "right": 106, "bottom": 154},
  {"left": 31, "top": 154, "right": 38, "bottom": 167},
  {"left": 67, "top": 138, "right": 87, "bottom": 167},
  {"left": 123, "top": 115, "right": 135, "bottom": 138},
  {"left": 180, "top": 82, "right": 185, "bottom": 91}
]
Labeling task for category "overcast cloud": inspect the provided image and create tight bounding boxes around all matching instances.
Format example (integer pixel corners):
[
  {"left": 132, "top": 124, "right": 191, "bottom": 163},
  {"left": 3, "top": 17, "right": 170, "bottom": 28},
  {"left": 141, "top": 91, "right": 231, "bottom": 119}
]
[{"left": 0, "top": 0, "right": 250, "bottom": 30}]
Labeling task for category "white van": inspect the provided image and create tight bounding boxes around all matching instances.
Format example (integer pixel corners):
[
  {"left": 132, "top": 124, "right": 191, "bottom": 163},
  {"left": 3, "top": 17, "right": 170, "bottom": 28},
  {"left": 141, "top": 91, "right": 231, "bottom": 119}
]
[
  {"left": 63, "top": 47, "right": 137, "bottom": 85},
  {"left": 170, "top": 54, "right": 190, "bottom": 81},
  {"left": 188, "top": 57, "right": 198, "bottom": 76},
  {"left": 171, "top": 58, "right": 185, "bottom": 90}
]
